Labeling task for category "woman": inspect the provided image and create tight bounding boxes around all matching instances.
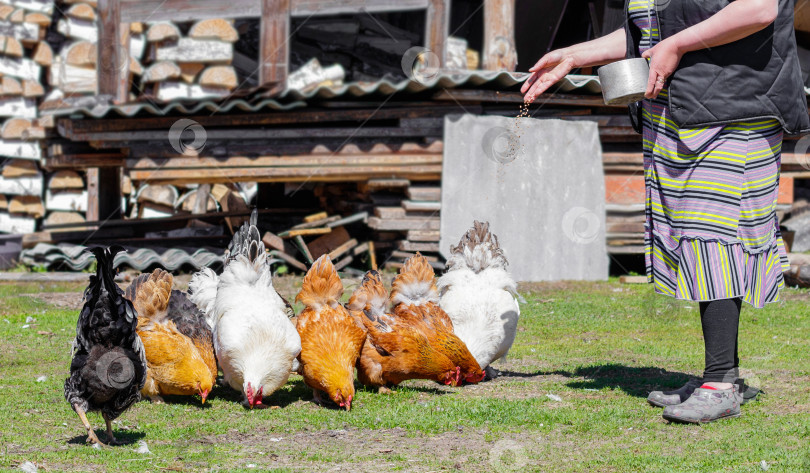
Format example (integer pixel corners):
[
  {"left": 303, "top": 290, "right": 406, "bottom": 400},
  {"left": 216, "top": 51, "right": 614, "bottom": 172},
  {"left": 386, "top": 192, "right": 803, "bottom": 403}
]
[{"left": 522, "top": 0, "right": 809, "bottom": 423}]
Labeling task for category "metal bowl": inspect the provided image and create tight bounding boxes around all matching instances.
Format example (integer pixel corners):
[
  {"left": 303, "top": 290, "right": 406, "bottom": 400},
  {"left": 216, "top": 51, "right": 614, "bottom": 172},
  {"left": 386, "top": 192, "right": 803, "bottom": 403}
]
[{"left": 597, "top": 58, "right": 650, "bottom": 105}]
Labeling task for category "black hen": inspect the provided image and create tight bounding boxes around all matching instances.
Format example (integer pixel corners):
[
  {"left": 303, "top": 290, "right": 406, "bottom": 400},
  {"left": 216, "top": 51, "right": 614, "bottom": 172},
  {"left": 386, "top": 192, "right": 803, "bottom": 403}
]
[{"left": 64, "top": 246, "right": 147, "bottom": 446}]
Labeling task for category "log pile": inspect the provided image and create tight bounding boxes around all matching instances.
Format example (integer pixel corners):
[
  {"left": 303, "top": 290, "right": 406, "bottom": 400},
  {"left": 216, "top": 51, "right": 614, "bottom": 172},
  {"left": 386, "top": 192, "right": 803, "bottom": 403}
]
[
  {"left": 141, "top": 19, "right": 239, "bottom": 102},
  {"left": 0, "top": 0, "right": 51, "bottom": 234}
]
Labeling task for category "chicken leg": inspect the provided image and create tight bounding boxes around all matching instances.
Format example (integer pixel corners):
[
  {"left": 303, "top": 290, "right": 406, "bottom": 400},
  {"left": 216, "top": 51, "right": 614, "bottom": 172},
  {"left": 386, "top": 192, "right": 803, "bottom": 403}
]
[
  {"left": 102, "top": 413, "right": 120, "bottom": 445},
  {"left": 73, "top": 404, "right": 103, "bottom": 446}
]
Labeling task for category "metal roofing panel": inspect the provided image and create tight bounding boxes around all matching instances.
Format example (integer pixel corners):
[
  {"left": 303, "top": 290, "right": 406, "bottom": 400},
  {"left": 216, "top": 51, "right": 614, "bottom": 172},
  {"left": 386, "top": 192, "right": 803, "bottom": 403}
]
[{"left": 43, "top": 71, "right": 606, "bottom": 118}]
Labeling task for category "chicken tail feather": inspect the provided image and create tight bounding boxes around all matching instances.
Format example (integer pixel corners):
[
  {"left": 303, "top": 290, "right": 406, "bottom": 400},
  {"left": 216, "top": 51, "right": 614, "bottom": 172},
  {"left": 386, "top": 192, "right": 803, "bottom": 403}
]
[
  {"left": 124, "top": 269, "right": 173, "bottom": 325},
  {"left": 347, "top": 270, "right": 388, "bottom": 325},
  {"left": 226, "top": 208, "right": 265, "bottom": 264},
  {"left": 447, "top": 221, "right": 508, "bottom": 273},
  {"left": 390, "top": 253, "right": 438, "bottom": 307},
  {"left": 296, "top": 255, "right": 343, "bottom": 310}
]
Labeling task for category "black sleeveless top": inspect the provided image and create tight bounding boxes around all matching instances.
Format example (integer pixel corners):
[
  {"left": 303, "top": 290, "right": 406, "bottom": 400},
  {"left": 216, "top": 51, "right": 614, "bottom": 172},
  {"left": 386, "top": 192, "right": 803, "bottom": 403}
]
[{"left": 625, "top": 0, "right": 810, "bottom": 135}]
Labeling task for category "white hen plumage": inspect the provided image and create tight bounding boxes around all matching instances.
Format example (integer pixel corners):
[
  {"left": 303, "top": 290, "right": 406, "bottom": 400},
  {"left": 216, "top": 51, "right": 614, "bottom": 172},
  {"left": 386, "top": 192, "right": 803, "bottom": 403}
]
[
  {"left": 189, "top": 210, "right": 301, "bottom": 407},
  {"left": 437, "top": 221, "right": 520, "bottom": 374}
]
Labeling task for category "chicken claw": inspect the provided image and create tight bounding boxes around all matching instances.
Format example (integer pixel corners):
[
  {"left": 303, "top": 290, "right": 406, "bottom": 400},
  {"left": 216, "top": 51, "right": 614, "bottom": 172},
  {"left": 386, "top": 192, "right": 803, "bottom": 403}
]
[
  {"left": 74, "top": 404, "right": 105, "bottom": 446},
  {"left": 103, "top": 413, "right": 121, "bottom": 446},
  {"left": 378, "top": 386, "right": 396, "bottom": 395}
]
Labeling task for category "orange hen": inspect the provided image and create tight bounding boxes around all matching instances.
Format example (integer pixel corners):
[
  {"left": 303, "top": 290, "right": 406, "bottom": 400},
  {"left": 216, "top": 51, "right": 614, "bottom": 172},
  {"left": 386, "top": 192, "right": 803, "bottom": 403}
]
[
  {"left": 125, "top": 269, "right": 215, "bottom": 403},
  {"left": 295, "top": 255, "right": 366, "bottom": 410},
  {"left": 390, "top": 254, "right": 485, "bottom": 385},
  {"left": 348, "top": 269, "right": 461, "bottom": 391}
]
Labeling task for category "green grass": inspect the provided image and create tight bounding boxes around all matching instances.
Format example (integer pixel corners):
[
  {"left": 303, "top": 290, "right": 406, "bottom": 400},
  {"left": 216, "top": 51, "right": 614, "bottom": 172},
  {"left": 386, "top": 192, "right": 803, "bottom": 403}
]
[{"left": 0, "top": 279, "right": 808, "bottom": 472}]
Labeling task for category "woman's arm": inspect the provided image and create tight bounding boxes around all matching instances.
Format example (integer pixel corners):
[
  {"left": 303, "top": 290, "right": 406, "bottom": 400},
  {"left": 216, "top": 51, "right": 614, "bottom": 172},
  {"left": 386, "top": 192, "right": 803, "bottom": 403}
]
[
  {"left": 521, "top": 27, "right": 627, "bottom": 102},
  {"left": 642, "top": 0, "right": 778, "bottom": 98}
]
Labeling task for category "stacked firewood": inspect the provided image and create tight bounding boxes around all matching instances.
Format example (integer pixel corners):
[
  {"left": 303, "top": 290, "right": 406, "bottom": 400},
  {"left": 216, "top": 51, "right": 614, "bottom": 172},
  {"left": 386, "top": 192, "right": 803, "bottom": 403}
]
[
  {"left": 261, "top": 211, "right": 374, "bottom": 273},
  {"left": 0, "top": 0, "right": 51, "bottom": 234},
  {"left": 140, "top": 19, "right": 239, "bottom": 102}
]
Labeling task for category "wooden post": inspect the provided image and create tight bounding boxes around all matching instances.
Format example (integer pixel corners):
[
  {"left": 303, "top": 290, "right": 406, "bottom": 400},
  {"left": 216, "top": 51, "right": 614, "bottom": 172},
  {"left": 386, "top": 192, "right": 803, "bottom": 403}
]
[
  {"left": 98, "top": 0, "right": 129, "bottom": 103},
  {"left": 425, "top": 0, "right": 449, "bottom": 66},
  {"left": 87, "top": 167, "right": 122, "bottom": 222},
  {"left": 483, "top": 0, "right": 517, "bottom": 71},
  {"left": 86, "top": 168, "right": 100, "bottom": 222},
  {"left": 259, "top": 0, "right": 290, "bottom": 89}
]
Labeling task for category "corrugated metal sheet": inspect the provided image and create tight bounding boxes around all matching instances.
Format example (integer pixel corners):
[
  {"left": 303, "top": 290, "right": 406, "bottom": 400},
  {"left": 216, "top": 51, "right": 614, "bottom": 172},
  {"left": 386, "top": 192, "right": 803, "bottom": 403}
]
[
  {"left": 276, "top": 70, "right": 602, "bottom": 99},
  {"left": 20, "top": 243, "right": 227, "bottom": 271},
  {"left": 41, "top": 96, "right": 308, "bottom": 118},
  {"left": 43, "top": 71, "right": 604, "bottom": 118}
]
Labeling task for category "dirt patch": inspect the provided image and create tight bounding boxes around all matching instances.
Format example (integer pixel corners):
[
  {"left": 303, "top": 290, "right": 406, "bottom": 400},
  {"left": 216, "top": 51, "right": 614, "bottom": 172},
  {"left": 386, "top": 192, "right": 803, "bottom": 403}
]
[{"left": 19, "top": 292, "right": 84, "bottom": 310}]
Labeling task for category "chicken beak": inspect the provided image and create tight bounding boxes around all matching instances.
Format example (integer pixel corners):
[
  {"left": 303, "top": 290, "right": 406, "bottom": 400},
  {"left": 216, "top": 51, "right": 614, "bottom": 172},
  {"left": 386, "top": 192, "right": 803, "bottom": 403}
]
[{"left": 200, "top": 389, "right": 209, "bottom": 404}]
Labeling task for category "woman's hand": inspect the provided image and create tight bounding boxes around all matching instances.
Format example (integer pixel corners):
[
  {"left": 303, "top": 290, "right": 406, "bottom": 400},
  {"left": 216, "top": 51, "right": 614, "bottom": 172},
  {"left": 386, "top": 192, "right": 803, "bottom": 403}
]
[
  {"left": 521, "top": 51, "right": 577, "bottom": 103},
  {"left": 640, "top": 37, "right": 684, "bottom": 99}
]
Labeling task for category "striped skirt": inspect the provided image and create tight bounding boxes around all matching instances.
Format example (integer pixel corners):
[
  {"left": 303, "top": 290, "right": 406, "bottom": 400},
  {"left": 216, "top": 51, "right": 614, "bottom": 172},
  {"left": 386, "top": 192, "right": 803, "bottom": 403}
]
[{"left": 643, "top": 90, "right": 789, "bottom": 308}]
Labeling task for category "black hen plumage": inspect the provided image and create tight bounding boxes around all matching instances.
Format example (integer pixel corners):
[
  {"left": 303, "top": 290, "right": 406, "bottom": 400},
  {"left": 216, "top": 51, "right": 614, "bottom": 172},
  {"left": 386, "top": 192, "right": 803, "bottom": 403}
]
[
  {"left": 226, "top": 208, "right": 263, "bottom": 262},
  {"left": 64, "top": 246, "right": 147, "bottom": 445}
]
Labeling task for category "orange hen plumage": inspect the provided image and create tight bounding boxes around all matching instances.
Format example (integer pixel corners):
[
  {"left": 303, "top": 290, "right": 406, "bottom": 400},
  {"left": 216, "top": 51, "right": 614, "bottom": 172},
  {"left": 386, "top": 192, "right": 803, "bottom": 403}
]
[
  {"left": 125, "top": 269, "right": 215, "bottom": 403},
  {"left": 390, "top": 254, "right": 484, "bottom": 385},
  {"left": 348, "top": 268, "right": 461, "bottom": 390},
  {"left": 295, "top": 255, "right": 365, "bottom": 410}
]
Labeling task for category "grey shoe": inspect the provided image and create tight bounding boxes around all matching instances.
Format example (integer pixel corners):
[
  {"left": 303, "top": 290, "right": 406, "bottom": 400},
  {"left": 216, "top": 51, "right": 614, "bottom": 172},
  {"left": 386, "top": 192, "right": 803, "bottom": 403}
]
[
  {"left": 647, "top": 379, "right": 703, "bottom": 407},
  {"left": 662, "top": 387, "right": 742, "bottom": 424},
  {"left": 649, "top": 378, "right": 761, "bottom": 408}
]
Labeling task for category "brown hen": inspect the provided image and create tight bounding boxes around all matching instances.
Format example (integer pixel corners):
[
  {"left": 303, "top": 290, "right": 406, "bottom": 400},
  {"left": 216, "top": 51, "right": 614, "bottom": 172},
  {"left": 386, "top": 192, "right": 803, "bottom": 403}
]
[
  {"left": 125, "top": 269, "right": 215, "bottom": 403},
  {"left": 295, "top": 255, "right": 366, "bottom": 410},
  {"left": 348, "top": 269, "right": 461, "bottom": 391},
  {"left": 390, "top": 254, "right": 485, "bottom": 385}
]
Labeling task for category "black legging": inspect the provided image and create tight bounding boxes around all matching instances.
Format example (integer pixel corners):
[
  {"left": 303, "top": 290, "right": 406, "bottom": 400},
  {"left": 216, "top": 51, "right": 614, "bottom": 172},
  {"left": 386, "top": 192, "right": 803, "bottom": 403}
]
[{"left": 700, "top": 298, "right": 742, "bottom": 383}]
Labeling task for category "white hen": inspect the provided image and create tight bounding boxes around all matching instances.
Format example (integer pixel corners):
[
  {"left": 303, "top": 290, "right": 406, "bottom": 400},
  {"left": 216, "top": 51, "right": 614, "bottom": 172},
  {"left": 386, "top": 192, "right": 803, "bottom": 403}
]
[
  {"left": 437, "top": 221, "right": 519, "bottom": 377},
  {"left": 192, "top": 210, "right": 301, "bottom": 408}
]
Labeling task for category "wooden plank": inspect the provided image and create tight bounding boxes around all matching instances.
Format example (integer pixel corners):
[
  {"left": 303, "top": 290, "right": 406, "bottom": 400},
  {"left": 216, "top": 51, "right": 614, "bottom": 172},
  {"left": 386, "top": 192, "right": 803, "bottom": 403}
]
[
  {"left": 619, "top": 275, "right": 648, "bottom": 284},
  {"left": 293, "top": 235, "right": 314, "bottom": 264},
  {"left": 367, "top": 240, "right": 376, "bottom": 269},
  {"left": 128, "top": 166, "right": 443, "bottom": 183},
  {"left": 374, "top": 206, "right": 406, "bottom": 219},
  {"left": 367, "top": 216, "right": 440, "bottom": 231},
  {"left": 270, "top": 248, "right": 307, "bottom": 271},
  {"left": 326, "top": 212, "right": 368, "bottom": 227},
  {"left": 407, "top": 186, "right": 441, "bottom": 201},
  {"left": 334, "top": 254, "right": 353, "bottom": 271},
  {"left": 327, "top": 238, "right": 358, "bottom": 261},
  {"left": 279, "top": 227, "right": 331, "bottom": 238},
  {"left": 407, "top": 229, "right": 439, "bottom": 241},
  {"left": 262, "top": 231, "right": 285, "bottom": 252},
  {"left": 307, "top": 226, "right": 350, "bottom": 259},
  {"left": 292, "top": 215, "right": 340, "bottom": 230},
  {"left": 365, "top": 178, "right": 411, "bottom": 190},
  {"left": 119, "top": 0, "right": 429, "bottom": 22},
  {"left": 127, "top": 154, "right": 442, "bottom": 169},
  {"left": 391, "top": 250, "right": 438, "bottom": 262},
  {"left": 402, "top": 200, "right": 440, "bottom": 212},
  {"left": 61, "top": 107, "right": 460, "bottom": 133},
  {"left": 433, "top": 89, "right": 623, "bottom": 108},
  {"left": 303, "top": 211, "right": 328, "bottom": 223},
  {"left": 260, "top": 0, "right": 289, "bottom": 88},
  {"left": 67, "top": 126, "right": 443, "bottom": 143},
  {"left": 398, "top": 240, "right": 440, "bottom": 252}
]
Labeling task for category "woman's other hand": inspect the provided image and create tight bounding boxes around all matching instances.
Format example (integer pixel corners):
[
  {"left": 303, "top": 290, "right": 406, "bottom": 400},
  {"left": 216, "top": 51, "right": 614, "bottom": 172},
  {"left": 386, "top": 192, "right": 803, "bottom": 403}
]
[
  {"left": 641, "top": 38, "right": 684, "bottom": 99},
  {"left": 521, "top": 51, "right": 576, "bottom": 104}
]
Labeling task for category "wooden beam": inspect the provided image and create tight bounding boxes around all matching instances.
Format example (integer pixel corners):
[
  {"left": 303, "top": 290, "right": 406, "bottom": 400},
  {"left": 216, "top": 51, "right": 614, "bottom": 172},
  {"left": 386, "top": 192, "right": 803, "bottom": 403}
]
[
  {"left": 97, "top": 0, "right": 128, "bottom": 103},
  {"left": 120, "top": 0, "right": 430, "bottom": 22},
  {"left": 127, "top": 166, "right": 442, "bottom": 184},
  {"left": 260, "top": 0, "right": 289, "bottom": 88},
  {"left": 425, "top": 0, "right": 449, "bottom": 66},
  {"left": 483, "top": 0, "right": 517, "bottom": 71}
]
